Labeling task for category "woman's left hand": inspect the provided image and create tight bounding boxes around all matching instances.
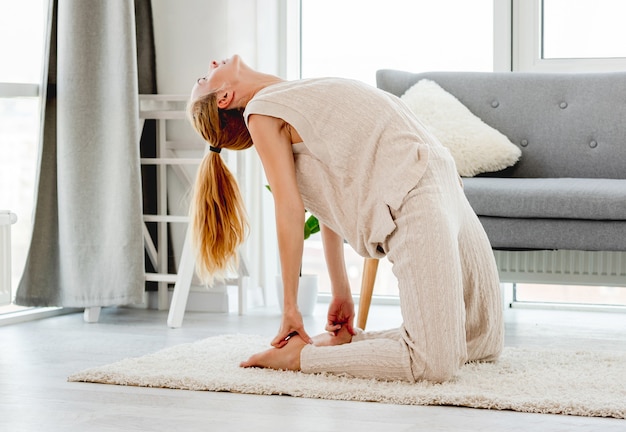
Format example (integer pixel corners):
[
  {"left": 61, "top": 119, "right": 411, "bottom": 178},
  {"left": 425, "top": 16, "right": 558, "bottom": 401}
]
[
  {"left": 271, "top": 305, "right": 313, "bottom": 348},
  {"left": 325, "top": 295, "right": 356, "bottom": 336}
]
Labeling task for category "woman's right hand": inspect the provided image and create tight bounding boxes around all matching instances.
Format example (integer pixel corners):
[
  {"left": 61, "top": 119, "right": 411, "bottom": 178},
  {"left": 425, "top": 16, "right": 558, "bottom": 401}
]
[{"left": 271, "top": 305, "right": 313, "bottom": 348}]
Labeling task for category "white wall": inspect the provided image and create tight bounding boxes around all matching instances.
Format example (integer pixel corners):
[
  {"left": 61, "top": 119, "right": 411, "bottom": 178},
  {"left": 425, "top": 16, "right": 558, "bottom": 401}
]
[
  {"left": 152, "top": 0, "right": 227, "bottom": 94},
  {"left": 151, "top": 0, "right": 281, "bottom": 94}
]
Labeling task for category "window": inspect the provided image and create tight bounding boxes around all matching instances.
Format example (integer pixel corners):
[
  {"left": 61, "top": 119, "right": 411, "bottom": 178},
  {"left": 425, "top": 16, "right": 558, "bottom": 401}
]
[
  {"left": 300, "top": 0, "right": 494, "bottom": 85},
  {"left": 542, "top": 0, "right": 626, "bottom": 59},
  {"left": 0, "top": 1, "right": 46, "bottom": 83},
  {"left": 514, "top": 0, "right": 626, "bottom": 71},
  {"left": 0, "top": 0, "right": 47, "bottom": 308},
  {"left": 298, "top": 0, "right": 494, "bottom": 296}
]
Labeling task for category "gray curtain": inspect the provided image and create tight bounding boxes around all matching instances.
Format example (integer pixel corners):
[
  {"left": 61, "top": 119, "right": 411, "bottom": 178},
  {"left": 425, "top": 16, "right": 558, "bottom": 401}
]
[{"left": 16, "top": 0, "right": 148, "bottom": 307}]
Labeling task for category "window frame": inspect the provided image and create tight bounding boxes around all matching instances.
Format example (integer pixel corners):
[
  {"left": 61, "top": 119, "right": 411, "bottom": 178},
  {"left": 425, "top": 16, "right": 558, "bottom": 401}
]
[{"left": 0, "top": 84, "right": 39, "bottom": 98}]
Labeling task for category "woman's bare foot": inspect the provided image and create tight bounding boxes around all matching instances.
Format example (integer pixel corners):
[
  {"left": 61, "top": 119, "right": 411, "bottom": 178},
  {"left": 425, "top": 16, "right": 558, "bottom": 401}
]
[
  {"left": 240, "top": 327, "right": 354, "bottom": 371},
  {"left": 312, "top": 325, "right": 353, "bottom": 347},
  {"left": 240, "top": 334, "right": 307, "bottom": 370}
]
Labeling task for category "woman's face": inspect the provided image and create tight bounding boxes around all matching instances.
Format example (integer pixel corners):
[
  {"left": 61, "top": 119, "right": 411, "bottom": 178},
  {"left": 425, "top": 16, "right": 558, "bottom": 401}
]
[{"left": 191, "top": 54, "right": 242, "bottom": 100}]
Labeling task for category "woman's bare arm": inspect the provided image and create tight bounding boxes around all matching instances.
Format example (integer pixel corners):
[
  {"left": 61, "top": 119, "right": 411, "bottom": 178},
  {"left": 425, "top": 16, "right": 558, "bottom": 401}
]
[
  {"left": 247, "top": 114, "right": 313, "bottom": 347},
  {"left": 320, "top": 223, "right": 351, "bottom": 298},
  {"left": 320, "top": 223, "right": 355, "bottom": 335}
]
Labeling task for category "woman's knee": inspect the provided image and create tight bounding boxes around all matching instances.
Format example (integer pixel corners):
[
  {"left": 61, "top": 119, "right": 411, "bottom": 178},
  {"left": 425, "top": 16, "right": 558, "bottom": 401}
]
[{"left": 419, "top": 358, "right": 461, "bottom": 383}]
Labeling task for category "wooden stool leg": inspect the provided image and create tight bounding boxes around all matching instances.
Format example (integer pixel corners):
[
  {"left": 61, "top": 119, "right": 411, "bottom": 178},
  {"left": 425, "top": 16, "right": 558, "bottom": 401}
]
[{"left": 357, "top": 258, "right": 379, "bottom": 330}]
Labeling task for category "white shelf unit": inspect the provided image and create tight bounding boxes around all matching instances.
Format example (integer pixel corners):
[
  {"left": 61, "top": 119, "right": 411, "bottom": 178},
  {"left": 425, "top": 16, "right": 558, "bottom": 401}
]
[
  {"left": 109, "top": 94, "right": 250, "bottom": 327},
  {"left": 139, "top": 94, "right": 197, "bottom": 311}
]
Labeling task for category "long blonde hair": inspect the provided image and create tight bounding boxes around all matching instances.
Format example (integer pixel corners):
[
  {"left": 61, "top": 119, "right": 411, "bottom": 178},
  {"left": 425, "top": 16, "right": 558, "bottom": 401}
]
[{"left": 187, "top": 91, "right": 254, "bottom": 283}]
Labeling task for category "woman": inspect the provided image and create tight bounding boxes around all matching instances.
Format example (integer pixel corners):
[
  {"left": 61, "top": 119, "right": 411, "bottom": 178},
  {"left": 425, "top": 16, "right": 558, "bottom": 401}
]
[{"left": 187, "top": 55, "right": 503, "bottom": 383}]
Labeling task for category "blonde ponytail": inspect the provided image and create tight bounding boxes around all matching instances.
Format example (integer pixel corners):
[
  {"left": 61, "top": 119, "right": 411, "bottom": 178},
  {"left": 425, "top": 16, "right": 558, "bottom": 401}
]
[
  {"left": 187, "top": 91, "right": 254, "bottom": 284},
  {"left": 190, "top": 151, "right": 247, "bottom": 283}
]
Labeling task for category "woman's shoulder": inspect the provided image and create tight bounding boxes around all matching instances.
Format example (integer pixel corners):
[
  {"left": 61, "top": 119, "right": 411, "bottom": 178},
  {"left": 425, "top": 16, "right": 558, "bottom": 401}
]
[
  {"left": 256, "top": 77, "right": 371, "bottom": 96},
  {"left": 244, "top": 76, "right": 391, "bottom": 130}
]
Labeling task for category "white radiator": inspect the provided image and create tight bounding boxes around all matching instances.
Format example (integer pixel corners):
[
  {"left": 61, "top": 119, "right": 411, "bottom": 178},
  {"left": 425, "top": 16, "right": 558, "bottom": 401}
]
[
  {"left": 494, "top": 250, "right": 626, "bottom": 287},
  {"left": 0, "top": 211, "right": 18, "bottom": 306}
]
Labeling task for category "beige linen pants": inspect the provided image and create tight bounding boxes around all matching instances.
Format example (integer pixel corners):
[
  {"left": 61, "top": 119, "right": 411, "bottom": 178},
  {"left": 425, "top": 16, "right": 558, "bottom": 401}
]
[{"left": 300, "top": 148, "right": 504, "bottom": 382}]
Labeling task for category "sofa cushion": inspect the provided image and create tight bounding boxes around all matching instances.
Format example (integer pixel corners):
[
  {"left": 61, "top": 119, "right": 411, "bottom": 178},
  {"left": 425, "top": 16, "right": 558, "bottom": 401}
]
[
  {"left": 464, "top": 178, "right": 626, "bottom": 220},
  {"left": 400, "top": 79, "right": 521, "bottom": 177}
]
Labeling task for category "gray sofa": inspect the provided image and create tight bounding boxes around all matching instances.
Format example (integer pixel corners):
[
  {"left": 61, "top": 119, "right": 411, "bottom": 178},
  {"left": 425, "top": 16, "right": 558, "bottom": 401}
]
[{"left": 376, "top": 70, "right": 626, "bottom": 254}]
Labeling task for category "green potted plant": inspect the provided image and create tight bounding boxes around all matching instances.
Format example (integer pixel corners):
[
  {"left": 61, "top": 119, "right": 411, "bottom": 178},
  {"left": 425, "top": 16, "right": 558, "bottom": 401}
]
[
  {"left": 267, "top": 186, "right": 319, "bottom": 316},
  {"left": 303, "top": 212, "right": 320, "bottom": 240}
]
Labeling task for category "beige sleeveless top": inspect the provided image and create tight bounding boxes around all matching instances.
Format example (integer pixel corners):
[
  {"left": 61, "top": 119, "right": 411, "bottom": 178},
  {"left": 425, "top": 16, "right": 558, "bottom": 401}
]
[{"left": 244, "top": 78, "right": 442, "bottom": 258}]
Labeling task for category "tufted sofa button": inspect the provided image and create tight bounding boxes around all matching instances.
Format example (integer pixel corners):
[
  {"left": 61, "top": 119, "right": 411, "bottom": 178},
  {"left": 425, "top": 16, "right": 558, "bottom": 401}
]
[
  {"left": 491, "top": 100, "right": 499, "bottom": 108},
  {"left": 589, "top": 140, "right": 598, "bottom": 148},
  {"left": 559, "top": 101, "right": 568, "bottom": 109},
  {"left": 520, "top": 139, "right": 529, "bottom": 147}
]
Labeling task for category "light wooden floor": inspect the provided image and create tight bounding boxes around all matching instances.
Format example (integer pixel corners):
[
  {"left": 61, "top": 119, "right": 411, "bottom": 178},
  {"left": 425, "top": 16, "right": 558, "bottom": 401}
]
[{"left": 1, "top": 299, "right": 625, "bottom": 431}]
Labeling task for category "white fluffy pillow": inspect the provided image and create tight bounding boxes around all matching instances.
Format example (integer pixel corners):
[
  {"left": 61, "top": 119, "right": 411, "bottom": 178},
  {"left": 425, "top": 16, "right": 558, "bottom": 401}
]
[{"left": 401, "top": 79, "right": 521, "bottom": 177}]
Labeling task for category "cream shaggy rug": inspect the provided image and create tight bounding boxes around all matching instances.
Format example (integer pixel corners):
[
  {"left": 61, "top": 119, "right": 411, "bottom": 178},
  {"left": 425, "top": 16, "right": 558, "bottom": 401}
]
[{"left": 68, "top": 334, "right": 626, "bottom": 419}]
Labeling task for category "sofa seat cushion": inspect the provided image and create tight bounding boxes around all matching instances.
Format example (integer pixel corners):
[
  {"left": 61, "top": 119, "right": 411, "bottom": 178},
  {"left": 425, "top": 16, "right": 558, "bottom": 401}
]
[
  {"left": 478, "top": 217, "right": 626, "bottom": 251},
  {"left": 464, "top": 178, "right": 626, "bottom": 220}
]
